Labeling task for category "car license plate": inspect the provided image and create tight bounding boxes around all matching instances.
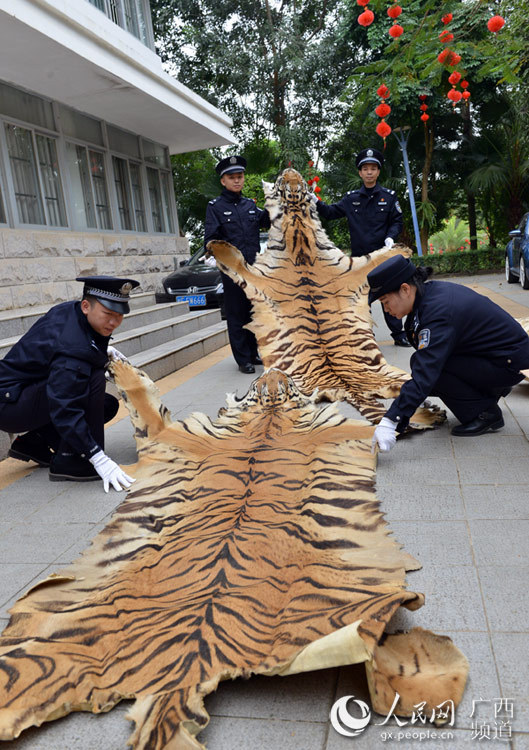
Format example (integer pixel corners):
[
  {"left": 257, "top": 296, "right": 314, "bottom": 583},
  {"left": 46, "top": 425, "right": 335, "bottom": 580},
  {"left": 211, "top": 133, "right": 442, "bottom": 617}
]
[{"left": 176, "top": 294, "right": 206, "bottom": 307}]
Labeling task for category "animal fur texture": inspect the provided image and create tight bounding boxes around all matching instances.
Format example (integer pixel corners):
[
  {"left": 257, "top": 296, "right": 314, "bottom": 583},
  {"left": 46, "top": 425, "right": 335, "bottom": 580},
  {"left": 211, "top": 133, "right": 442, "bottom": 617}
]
[
  {"left": 208, "top": 168, "right": 445, "bottom": 428},
  {"left": 0, "top": 364, "right": 467, "bottom": 748}
]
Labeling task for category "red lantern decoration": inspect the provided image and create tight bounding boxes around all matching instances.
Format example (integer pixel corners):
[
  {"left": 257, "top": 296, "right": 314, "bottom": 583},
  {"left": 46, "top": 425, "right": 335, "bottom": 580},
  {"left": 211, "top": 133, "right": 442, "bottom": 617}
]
[
  {"left": 439, "top": 31, "right": 454, "bottom": 43},
  {"left": 460, "top": 80, "right": 469, "bottom": 89},
  {"left": 462, "top": 90, "right": 471, "bottom": 100},
  {"left": 389, "top": 24, "right": 403, "bottom": 38},
  {"left": 376, "top": 121, "right": 392, "bottom": 138},
  {"left": 375, "top": 102, "right": 391, "bottom": 117},
  {"left": 442, "top": 13, "right": 453, "bottom": 25},
  {"left": 314, "top": 186, "right": 321, "bottom": 193},
  {"left": 357, "top": 0, "right": 370, "bottom": 5},
  {"left": 419, "top": 94, "right": 427, "bottom": 101},
  {"left": 447, "top": 89, "right": 462, "bottom": 103},
  {"left": 418, "top": 94, "right": 430, "bottom": 125},
  {"left": 377, "top": 84, "right": 390, "bottom": 98},
  {"left": 313, "top": 175, "right": 320, "bottom": 182},
  {"left": 358, "top": 9, "right": 374, "bottom": 26},
  {"left": 448, "top": 71, "right": 462, "bottom": 85},
  {"left": 421, "top": 113, "right": 430, "bottom": 122},
  {"left": 387, "top": 4, "right": 402, "bottom": 19},
  {"left": 487, "top": 15, "right": 505, "bottom": 33},
  {"left": 420, "top": 103, "right": 428, "bottom": 111},
  {"left": 449, "top": 53, "right": 461, "bottom": 66}
]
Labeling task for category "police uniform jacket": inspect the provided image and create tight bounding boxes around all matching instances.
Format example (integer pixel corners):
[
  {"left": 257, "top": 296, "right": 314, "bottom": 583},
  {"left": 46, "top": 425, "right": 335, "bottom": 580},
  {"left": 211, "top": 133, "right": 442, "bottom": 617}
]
[
  {"left": 386, "top": 281, "right": 529, "bottom": 431},
  {"left": 316, "top": 183, "right": 403, "bottom": 257},
  {"left": 204, "top": 188, "right": 270, "bottom": 264},
  {"left": 0, "top": 301, "right": 109, "bottom": 456}
]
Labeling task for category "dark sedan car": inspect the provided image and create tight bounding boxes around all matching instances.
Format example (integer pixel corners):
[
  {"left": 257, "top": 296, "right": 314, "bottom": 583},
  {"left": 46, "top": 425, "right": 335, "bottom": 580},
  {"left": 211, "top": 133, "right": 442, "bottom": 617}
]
[
  {"left": 505, "top": 212, "right": 529, "bottom": 289},
  {"left": 156, "top": 234, "right": 268, "bottom": 315}
]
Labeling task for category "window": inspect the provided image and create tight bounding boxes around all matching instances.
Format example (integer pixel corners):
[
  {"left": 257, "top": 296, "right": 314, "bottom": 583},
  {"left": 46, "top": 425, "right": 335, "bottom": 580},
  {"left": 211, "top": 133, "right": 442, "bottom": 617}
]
[
  {"left": 160, "top": 171, "right": 175, "bottom": 233},
  {"left": 146, "top": 167, "right": 175, "bottom": 234},
  {"left": 112, "top": 157, "right": 133, "bottom": 231},
  {"left": 5, "top": 124, "right": 66, "bottom": 226},
  {"left": 59, "top": 106, "right": 104, "bottom": 147},
  {"left": 0, "top": 82, "right": 55, "bottom": 131},
  {"left": 86, "top": 0, "right": 154, "bottom": 48},
  {"left": 65, "top": 143, "right": 112, "bottom": 230},
  {"left": 142, "top": 139, "right": 169, "bottom": 168},
  {"left": 129, "top": 162, "right": 147, "bottom": 232}
]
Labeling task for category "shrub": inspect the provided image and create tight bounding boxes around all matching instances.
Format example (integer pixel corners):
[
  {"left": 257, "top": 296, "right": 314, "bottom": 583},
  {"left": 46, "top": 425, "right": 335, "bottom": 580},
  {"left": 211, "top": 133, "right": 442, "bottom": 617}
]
[{"left": 411, "top": 246, "right": 504, "bottom": 275}]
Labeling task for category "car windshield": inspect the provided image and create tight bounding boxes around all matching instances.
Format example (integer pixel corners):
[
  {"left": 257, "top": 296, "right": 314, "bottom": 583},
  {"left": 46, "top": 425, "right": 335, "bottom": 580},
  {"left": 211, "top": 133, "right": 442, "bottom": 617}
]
[{"left": 190, "top": 233, "right": 269, "bottom": 266}]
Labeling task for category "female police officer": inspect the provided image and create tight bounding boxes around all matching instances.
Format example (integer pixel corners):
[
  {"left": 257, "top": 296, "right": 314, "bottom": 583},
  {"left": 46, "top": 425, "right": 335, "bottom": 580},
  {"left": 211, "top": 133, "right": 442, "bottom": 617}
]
[{"left": 368, "top": 256, "right": 529, "bottom": 451}]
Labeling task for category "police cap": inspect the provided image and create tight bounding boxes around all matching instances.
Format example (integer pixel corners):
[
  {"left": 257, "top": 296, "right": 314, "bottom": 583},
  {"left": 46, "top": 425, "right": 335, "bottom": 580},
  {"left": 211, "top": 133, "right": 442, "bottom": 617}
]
[
  {"left": 367, "top": 256, "right": 416, "bottom": 304},
  {"left": 356, "top": 148, "right": 384, "bottom": 169},
  {"left": 215, "top": 155, "right": 247, "bottom": 177},
  {"left": 77, "top": 276, "right": 140, "bottom": 314}
]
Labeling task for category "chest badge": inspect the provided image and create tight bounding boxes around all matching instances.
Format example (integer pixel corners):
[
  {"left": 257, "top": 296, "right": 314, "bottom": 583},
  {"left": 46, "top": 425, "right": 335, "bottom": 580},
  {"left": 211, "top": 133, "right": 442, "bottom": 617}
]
[
  {"left": 223, "top": 211, "right": 232, "bottom": 215},
  {"left": 418, "top": 329, "right": 431, "bottom": 350}
]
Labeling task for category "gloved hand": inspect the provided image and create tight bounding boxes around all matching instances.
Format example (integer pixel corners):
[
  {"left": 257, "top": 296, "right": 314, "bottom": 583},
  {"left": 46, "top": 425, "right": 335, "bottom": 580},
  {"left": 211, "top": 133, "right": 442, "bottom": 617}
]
[
  {"left": 308, "top": 191, "right": 318, "bottom": 204},
  {"left": 89, "top": 450, "right": 135, "bottom": 493},
  {"left": 107, "top": 346, "right": 130, "bottom": 364},
  {"left": 371, "top": 417, "right": 398, "bottom": 453},
  {"left": 384, "top": 237, "right": 395, "bottom": 248}
]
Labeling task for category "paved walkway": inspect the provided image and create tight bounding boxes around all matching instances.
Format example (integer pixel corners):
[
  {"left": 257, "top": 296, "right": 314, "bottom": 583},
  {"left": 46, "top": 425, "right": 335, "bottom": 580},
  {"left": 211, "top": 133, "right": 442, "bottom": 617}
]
[{"left": 0, "top": 273, "right": 528, "bottom": 749}]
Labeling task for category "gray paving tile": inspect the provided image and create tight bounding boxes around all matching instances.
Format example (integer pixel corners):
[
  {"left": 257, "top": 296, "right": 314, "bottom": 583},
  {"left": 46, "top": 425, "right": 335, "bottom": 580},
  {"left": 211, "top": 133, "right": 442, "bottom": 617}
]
[
  {"left": 456, "top": 456, "right": 528, "bottom": 484},
  {"left": 0, "top": 563, "right": 48, "bottom": 609},
  {"left": 513, "top": 733, "right": 529, "bottom": 749},
  {"left": 469, "top": 520, "right": 529, "bottom": 566},
  {"left": 376, "top": 455, "right": 460, "bottom": 485},
  {"left": 452, "top": 434, "right": 529, "bottom": 459},
  {"left": 380, "top": 485, "right": 465, "bottom": 522},
  {"left": 479, "top": 566, "right": 529, "bottom": 632},
  {"left": 387, "top": 521, "right": 474, "bottom": 566},
  {"left": 491, "top": 633, "right": 529, "bottom": 731},
  {"left": 0, "top": 522, "right": 96, "bottom": 564},
  {"left": 388, "top": 565, "right": 488, "bottom": 632},
  {"left": 462, "top": 486, "right": 529, "bottom": 520},
  {"left": 0, "top": 701, "right": 133, "bottom": 749},
  {"left": 206, "top": 668, "right": 337, "bottom": 722},
  {"left": 517, "top": 416, "right": 529, "bottom": 438},
  {"left": 326, "top": 723, "right": 476, "bottom": 748},
  {"left": 199, "top": 715, "right": 328, "bottom": 750}
]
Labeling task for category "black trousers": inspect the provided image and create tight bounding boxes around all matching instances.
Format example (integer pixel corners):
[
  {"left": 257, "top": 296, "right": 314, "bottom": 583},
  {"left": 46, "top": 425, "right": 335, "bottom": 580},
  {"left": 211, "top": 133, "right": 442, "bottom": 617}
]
[
  {"left": 430, "top": 354, "right": 525, "bottom": 423},
  {"left": 221, "top": 272, "right": 259, "bottom": 366},
  {"left": 0, "top": 370, "right": 118, "bottom": 452},
  {"left": 383, "top": 310, "right": 405, "bottom": 340}
]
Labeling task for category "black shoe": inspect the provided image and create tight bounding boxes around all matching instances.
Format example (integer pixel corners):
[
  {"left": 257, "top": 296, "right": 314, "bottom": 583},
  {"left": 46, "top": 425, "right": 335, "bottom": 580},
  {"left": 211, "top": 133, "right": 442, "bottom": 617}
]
[
  {"left": 8, "top": 432, "right": 53, "bottom": 467},
  {"left": 49, "top": 453, "right": 100, "bottom": 482},
  {"left": 238, "top": 363, "right": 255, "bottom": 374},
  {"left": 451, "top": 407, "right": 504, "bottom": 437},
  {"left": 394, "top": 336, "right": 411, "bottom": 347},
  {"left": 252, "top": 356, "right": 263, "bottom": 365}
]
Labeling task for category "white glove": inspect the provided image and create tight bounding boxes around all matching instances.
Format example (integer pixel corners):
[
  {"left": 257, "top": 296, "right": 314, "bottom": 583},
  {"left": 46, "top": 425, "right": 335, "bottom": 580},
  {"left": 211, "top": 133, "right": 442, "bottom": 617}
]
[
  {"left": 372, "top": 417, "right": 398, "bottom": 453},
  {"left": 308, "top": 191, "right": 318, "bottom": 203},
  {"left": 89, "top": 450, "right": 135, "bottom": 493},
  {"left": 107, "top": 346, "right": 130, "bottom": 364},
  {"left": 384, "top": 237, "right": 395, "bottom": 248}
]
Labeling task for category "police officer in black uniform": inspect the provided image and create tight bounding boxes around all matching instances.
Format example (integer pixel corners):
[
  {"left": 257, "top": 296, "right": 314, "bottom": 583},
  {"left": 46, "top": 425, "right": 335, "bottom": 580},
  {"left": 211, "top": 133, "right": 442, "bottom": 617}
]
[
  {"left": 368, "top": 256, "right": 529, "bottom": 451},
  {"left": 315, "top": 148, "right": 409, "bottom": 346},
  {"left": 204, "top": 155, "right": 270, "bottom": 373},
  {"left": 0, "top": 276, "right": 139, "bottom": 491}
]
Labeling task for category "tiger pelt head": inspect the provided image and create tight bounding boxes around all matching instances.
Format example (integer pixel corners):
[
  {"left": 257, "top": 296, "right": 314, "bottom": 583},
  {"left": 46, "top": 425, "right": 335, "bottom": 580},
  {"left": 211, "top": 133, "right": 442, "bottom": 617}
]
[{"left": 263, "top": 168, "right": 315, "bottom": 219}]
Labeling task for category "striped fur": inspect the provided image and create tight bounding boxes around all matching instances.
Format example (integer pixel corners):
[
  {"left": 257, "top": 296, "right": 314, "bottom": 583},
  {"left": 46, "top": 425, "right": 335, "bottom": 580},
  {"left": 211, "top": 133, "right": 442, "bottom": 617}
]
[
  {"left": 0, "top": 364, "right": 467, "bottom": 749},
  {"left": 208, "top": 168, "right": 445, "bottom": 428}
]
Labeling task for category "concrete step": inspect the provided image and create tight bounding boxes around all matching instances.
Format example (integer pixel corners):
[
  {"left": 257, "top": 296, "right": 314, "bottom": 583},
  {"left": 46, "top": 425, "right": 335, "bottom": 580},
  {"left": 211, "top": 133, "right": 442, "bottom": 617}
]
[
  {"left": 0, "top": 293, "right": 174, "bottom": 339},
  {"left": 112, "top": 309, "right": 222, "bottom": 357},
  {"left": 129, "top": 321, "right": 229, "bottom": 382}
]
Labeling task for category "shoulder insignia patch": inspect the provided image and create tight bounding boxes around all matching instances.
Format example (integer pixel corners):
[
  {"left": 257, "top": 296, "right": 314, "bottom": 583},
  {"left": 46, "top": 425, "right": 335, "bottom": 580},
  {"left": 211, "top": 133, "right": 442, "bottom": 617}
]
[
  {"left": 395, "top": 200, "right": 402, "bottom": 213},
  {"left": 418, "top": 329, "right": 430, "bottom": 350},
  {"left": 209, "top": 199, "right": 217, "bottom": 204}
]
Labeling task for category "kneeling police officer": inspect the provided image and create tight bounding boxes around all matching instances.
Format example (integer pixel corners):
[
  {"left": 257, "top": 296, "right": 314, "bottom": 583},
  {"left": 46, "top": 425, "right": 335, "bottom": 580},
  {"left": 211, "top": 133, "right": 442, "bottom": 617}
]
[
  {"left": 0, "top": 276, "right": 139, "bottom": 491},
  {"left": 368, "top": 256, "right": 529, "bottom": 451}
]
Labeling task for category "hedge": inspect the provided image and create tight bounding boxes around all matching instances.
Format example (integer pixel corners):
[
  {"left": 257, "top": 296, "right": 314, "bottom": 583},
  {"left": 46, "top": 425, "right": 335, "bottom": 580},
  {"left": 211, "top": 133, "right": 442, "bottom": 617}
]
[{"left": 410, "top": 246, "right": 505, "bottom": 275}]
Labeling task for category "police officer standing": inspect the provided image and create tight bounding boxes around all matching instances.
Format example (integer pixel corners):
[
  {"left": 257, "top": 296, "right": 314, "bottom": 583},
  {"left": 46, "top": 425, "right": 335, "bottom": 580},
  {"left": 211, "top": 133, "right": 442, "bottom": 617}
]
[
  {"left": 0, "top": 276, "right": 138, "bottom": 491},
  {"left": 315, "top": 148, "right": 409, "bottom": 346},
  {"left": 204, "top": 155, "right": 270, "bottom": 373},
  {"left": 368, "top": 256, "right": 529, "bottom": 451}
]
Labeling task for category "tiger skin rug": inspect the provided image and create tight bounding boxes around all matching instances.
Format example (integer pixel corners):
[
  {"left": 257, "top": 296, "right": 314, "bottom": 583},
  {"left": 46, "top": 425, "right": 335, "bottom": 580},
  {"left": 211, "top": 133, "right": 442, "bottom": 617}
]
[
  {"left": 208, "top": 167, "right": 445, "bottom": 428},
  {"left": 0, "top": 363, "right": 467, "bottom": 749}
]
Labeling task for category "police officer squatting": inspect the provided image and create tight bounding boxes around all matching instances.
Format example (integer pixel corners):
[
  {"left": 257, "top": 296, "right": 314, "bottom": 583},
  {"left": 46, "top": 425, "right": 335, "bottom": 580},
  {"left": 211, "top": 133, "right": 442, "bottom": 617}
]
[
  {"left": 314, "top": 147, "right": 410, "bottom": 347},
  {"left": 0, "top": 277, "right": 139, "bottom": 492},
  {"left": 369, "top": 256, "right": 529, "bottom": 452},
  {"left": 204, "top": 155, "right": 270, "bottom": 374}
]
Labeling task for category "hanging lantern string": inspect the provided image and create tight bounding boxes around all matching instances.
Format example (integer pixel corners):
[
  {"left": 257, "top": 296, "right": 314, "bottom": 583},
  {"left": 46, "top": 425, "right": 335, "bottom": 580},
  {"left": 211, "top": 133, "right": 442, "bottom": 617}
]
[
  {"left": 388, "top": 0, "right": 403, "bottom": 38},
  {"left": 357, "top": 0, "right": 374, "bottom": 27},
  {"left": 375, "top": 84, "right": 392, "bottom": 146}
]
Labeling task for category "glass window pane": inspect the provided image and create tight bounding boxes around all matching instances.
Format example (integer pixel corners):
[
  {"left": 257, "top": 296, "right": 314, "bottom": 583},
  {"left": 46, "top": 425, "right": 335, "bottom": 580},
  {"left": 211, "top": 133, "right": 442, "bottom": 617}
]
[
  {"left": 160, "top": 171, "right": 175, "bottom": 233},
  {"left": 147, "top": 167, "right": 165, "bottom": 232},
  {"left": 89, "top": 150, "right": 112, "bottom": 230},
  {"left": 0, "top": 82, "right": 55, "bottom": 131},
  {"left": 65, "top": 142, "right": 97, "bottom": 229},
  {"left": 107, "top": 125, "right": 140, "bottom": 158},
  {"left": 5, "top": 124, "right": 45, "bottom": 225},
  {"left": 142, "top": 139, "right": 169, "bottom": 168},
  {"left": 129, "top": 162, "right": 146, "bottom": 232},
  {"left": 35, "top": 135, "right": 67, "bottom": 227},
  {"left": 112, "top": 156, "right": 133, "bottom": 230},
  {"left": 58, "top": 105, "right": 104, "bottom": 146},
  {"left": 0, "top": 184, "right": 6, "bottom": 224},
  {"left": 88, "top": 0, "right": 106, "bottom": 9}
]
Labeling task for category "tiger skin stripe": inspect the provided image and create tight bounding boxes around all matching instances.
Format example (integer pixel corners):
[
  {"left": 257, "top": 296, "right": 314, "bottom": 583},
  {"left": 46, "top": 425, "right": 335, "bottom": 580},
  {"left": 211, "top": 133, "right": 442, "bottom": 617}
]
[
  {"left": 208, "top": 168, "right": 445, "bottom": 429},
  {"left": 0, "top": 365, "right": 468, "bottom": 749}
]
